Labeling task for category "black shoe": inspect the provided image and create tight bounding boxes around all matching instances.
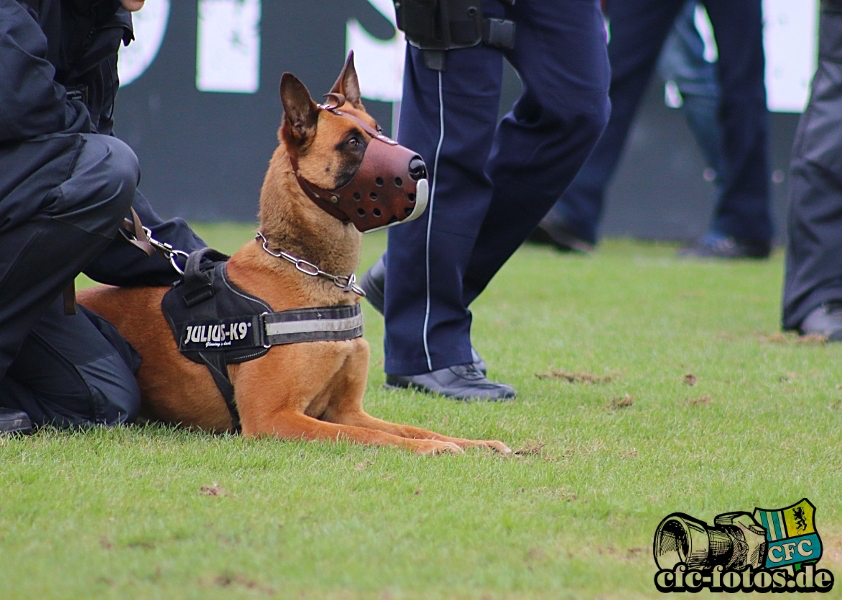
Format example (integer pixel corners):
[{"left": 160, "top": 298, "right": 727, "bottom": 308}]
[
  {"left": 360, "top": 256, "right": 488, "bottom": 374},
  {"left": 386, "top": 363, "right": 516, "bottom": 401},
  {"left": 359, "top": 256, "right": 387, "bottom": 315},
  {"left": 677, "top": 233, "right": 770, "bottom": 259},
  {"left": 800, "top": 302, "right": 842, "bottom": 341},
  {"left": 0, "top": 408, "right": 32, "bottom": 435},
  {"left": 527, "top": 214, "right": 594, "bottom": 254}
]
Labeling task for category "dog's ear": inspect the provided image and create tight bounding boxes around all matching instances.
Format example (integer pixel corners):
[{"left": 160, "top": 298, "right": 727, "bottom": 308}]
[
  {"left": 329, "top": 51, "right": 364, "bottom": 111},
  {"left": 280, "top": 72, "right": 320, "bottom": 145}
]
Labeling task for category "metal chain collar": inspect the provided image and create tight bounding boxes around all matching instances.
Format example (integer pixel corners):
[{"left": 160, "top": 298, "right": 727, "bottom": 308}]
[{"left": 255, "top": 231, "right": 366, "bottom": 297}]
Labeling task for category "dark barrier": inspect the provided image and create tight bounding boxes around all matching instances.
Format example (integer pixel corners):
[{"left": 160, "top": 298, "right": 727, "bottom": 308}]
[{"left": 114, "top": 0, "right": 805, "bottom": 242}]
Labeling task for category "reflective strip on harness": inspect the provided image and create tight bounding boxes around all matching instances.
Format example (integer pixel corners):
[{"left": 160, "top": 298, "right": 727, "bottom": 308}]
[
  {"left": 263, "top": 305, "right": 363, "bottom": 346},
  {"left": 176, "top": 304, "right": 363, "bottom": 353}
]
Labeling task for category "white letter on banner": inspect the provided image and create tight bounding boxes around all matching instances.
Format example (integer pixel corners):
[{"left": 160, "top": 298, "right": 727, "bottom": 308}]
[
  {"left": 762, "top": 0, "right": 818, "bottom": 113},
  {"left": 196, "top": 0, "right": 261, "bottom": 94},
  {"left": 346, "top": 0, "right": 404, "bottom": 103},
  {"left": 117, "top": 0, "right": 171, "bottom": 87}
]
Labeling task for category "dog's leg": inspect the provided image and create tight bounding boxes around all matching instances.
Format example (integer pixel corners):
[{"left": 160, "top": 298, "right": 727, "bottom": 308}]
[
  {"left": 325, "top": 347, "right": 511, "bottom": 454},
  {"left": 326, "top": 411, "right": 511, "bottom": 454},
  {"left": 235, "top": 352, "right": 464, "bottom": 454},
  {"left": 244, "top": 411, "right": 464, "bottom": 455}
]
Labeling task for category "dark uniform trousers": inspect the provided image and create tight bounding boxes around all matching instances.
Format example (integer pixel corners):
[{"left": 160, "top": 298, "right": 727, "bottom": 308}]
[
  {"left": 0, "top": 134, "right": 205, "bottom": 427},
  {"left": 548, "top": 0, "right": 771, "bottom": 246},
  {"left": 383, "top": 0, "right": 610, "bottom": 376},
  {"left": 783, "top": 0, "right": 842, "bottom": 330}
]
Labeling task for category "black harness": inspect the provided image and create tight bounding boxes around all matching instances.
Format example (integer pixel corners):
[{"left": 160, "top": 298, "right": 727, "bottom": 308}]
[{"left": 161, "top": 248, "right": 363, "bottom": 432}]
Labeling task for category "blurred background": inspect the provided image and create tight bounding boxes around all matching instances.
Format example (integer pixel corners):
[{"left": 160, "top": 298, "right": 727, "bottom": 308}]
[{"left": 115, "top": 0, "right": 816, "bottom": 243}]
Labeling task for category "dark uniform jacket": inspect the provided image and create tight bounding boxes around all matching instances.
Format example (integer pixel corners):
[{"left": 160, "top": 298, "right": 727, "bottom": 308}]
[{"left": 0, "top": 0, "right": 132, "bottom": 230}]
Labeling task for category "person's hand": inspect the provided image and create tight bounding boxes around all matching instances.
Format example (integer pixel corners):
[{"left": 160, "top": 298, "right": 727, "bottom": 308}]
[{"left": 121, "top": 0, "right": 145, "bottom": 11}]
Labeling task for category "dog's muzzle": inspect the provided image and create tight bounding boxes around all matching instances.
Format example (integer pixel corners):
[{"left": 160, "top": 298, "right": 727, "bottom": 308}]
[
  {"left": 292, "top": 104, "right": 429, "bottom": 233},
  {"left": 341, "top": 137, "right": 429, "bottom": 232}
]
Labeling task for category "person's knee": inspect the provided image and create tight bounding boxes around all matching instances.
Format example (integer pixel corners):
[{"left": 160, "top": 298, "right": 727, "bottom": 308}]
[
  {"left": 95, "top": 136, "right": 139, "bottom": 221},
  {"left": 61, "top": 135, "right": 139, "bottom": 236},
  {"left": 580, "top": 105, "right": 610, "bottom": 147},
  {"left": 74, "top": 314, "right": 142, "bottom": 426},
  {"left": 91, "top": 382, "right": 140, "bottom": 426},
  {"left": 528, "top": 95, "right": 610, "bottom": 149},
  {"left": 83, "top": 354, "right": 141, "bottom": 425}
]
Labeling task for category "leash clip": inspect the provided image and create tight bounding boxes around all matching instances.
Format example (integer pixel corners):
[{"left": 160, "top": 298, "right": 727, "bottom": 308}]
[
  {"left": 142, "top": 226, "right": 189, "bottom": 275},
  {"left": 120, "top": 208, "right": 189, "bottom": 275}
]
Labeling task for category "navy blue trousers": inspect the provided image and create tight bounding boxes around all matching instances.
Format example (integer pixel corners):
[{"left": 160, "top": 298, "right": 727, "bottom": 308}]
[
  {"left": 782, "top": 0, "right": 842, "bottom": 330},
  {"left": 0, "top": 133, "right": 205, "bottom": 427},
  {"left": 383, "top": 0, "right": 610, "bottom": 376},
  {"left": 548, "top": 0, "right": 771, "bottom": 246}
]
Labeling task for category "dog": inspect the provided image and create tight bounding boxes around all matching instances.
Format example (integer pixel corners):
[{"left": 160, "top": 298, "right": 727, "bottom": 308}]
[{"left": 79, "top": 54, "right": 511, "bottom": 455}]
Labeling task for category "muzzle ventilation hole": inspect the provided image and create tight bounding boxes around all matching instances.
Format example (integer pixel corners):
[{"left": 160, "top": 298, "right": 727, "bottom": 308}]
[
  {"left": 375, "top": 177, "right": 384, "bottom": 187},
  {"left": 394, "top": 177, "right": 403, "bottom": 187},
  {"left": 373, "top": 208, "right": 382, "bottom": 217},
  {"left": 353, "top": 192, "right": 361, "bottom": 201},
  {"left": 369, "top": 192, "right": 378, "bottom": 201},
  {"left": 357, "top": 208, "right": 366, "bottom": 217},
  {"left": 404, "top": 207, "right": 414, "bottom": 217},
  {"left": 408, "top": 193, "right": 416, "bottom": 203}
]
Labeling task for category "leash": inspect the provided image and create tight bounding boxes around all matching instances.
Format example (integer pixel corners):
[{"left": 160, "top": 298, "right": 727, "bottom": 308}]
[{"left": 255, "top": 231, "right": 365, "bottom": 297}]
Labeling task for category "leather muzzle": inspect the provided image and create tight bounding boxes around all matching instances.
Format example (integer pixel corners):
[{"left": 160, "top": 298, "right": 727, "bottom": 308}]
[{"left": 291, "top": 106, "right": 429, "bottom": 233}]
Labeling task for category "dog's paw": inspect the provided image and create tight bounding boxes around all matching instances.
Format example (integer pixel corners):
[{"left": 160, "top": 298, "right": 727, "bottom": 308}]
[
  {"left": 483, "top": 440, "right": 512, "bottom": 455},
  {"left": 415, "top": 440, "right": 464, "bottom": 455}
]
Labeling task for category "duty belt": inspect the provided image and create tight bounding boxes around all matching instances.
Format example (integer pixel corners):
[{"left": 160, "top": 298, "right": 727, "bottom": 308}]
[{"left": 392, "top": 0, "right": 516, "bottom": 71}]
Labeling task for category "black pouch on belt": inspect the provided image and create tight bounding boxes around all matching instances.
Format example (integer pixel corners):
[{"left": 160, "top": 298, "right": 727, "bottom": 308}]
[{"left": 392, "top": 0, "right": 515, "bottom": 71}]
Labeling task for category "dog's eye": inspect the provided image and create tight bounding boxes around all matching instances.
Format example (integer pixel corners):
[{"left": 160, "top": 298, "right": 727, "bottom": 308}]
[
  {"left": 347, "top": 137, "right": 361, "bottom": 147},
  {"left": 376, "top": 125, "right": 383, "bottom": 134}
]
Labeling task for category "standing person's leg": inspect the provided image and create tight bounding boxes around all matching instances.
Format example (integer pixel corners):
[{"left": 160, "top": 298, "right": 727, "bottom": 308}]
[
  {"left": 658, "top": 1, "right": 725, "bottom": 182},
  {"left": 534, "top": 0, "right": 683, "bottom": 249},
  {"left": 0, "top": 134, "right": 138, "bottom": 379},
  {"left": 461, "top": 0, "right": 612, "bottom": 303},
  {"left": 382, "top": 26, "right": 504, "bottom": 379},
  {"left": 692, "top": 0, "right": 771, "bottom": 254},
  {"left": 0, "top": 298, "right": 141, "bottom": 427},
  {"left": 783, "top": 0, "right": 842, "bottom": 336}
]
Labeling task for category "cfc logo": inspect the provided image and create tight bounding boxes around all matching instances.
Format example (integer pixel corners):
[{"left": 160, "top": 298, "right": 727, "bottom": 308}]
[{"left": 653, "top": 499, "right": 833, "bottom": 593}]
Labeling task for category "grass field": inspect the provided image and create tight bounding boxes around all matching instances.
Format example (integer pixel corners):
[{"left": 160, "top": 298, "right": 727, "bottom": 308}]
[{"left": 2, "top": 224, "right": 842, "bottom": 599}]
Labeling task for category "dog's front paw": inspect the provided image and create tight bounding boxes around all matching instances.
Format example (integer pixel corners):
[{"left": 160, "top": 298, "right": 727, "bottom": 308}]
[
  {"left": 414, "top": 440, "right": 464, "bottom": 455},
  {"left": 482, "top": 440, "right": 512, "bottom": 455}
]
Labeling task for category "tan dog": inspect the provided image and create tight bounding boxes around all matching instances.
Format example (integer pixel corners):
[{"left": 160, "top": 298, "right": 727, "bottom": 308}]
[{"left": 79, "top": 55, "right": 510, "bottom": 455}]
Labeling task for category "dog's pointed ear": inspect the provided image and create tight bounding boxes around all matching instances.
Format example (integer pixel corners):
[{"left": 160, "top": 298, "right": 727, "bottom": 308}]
[
  {"left": 329, "top": 51, "right": 364, "bottom": 111},
  {"left": 280, "top": 72, "right": 320, "bottom": 144}
]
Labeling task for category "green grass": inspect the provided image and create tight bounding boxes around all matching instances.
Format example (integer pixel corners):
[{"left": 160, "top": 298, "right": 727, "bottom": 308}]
[{"left": 3, "top": 226, "right": 842, "bottom": 599}]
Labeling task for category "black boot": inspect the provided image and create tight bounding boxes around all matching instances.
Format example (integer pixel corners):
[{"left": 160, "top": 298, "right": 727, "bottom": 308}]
[
  {"left": 0, "top": 408, "right": 32, "bottom": 435},
  {"left": 386, "top": 363, "right": 516, "bottom": 401}
]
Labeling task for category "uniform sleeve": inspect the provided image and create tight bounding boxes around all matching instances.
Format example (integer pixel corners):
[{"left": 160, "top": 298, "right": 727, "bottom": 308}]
[{"left": 0, "top": 0, "right": 85, "bottom": 143}]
